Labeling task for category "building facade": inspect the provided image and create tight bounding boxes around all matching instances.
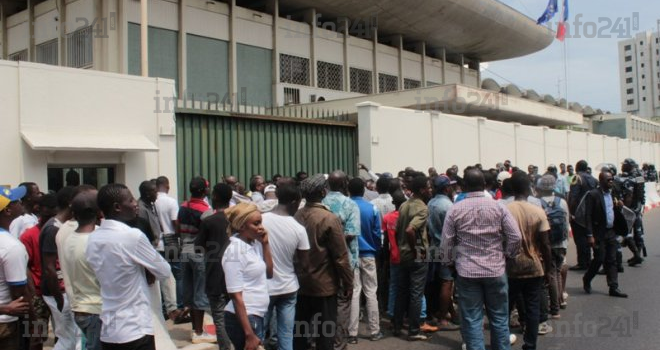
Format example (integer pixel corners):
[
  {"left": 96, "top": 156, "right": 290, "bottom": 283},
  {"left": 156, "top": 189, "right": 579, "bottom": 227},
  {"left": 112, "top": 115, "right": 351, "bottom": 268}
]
[{"left": 619, "top": 30, "right": 660, "bottom": 119}]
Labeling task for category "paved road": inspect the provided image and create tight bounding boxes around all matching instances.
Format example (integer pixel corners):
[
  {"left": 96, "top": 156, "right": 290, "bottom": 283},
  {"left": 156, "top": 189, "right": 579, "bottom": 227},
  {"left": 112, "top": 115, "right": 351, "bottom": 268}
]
[{"left": 46, "top": 209, "right": 660, "bottom": 349}]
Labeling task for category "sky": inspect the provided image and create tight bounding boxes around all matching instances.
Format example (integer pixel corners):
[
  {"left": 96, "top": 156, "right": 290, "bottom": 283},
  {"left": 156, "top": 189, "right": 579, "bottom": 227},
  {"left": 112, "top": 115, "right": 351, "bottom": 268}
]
[{"left": 482, "top": 0, "right": 660, "bottom": 114}]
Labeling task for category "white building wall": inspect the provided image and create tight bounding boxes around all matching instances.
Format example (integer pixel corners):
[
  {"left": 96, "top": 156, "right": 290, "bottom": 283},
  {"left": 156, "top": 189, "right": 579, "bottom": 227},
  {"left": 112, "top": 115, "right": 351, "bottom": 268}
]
[
  {"left": 376, "top": 44, "right": 398, "bottom": 75},
  {"left": 34, "top": 5, "right": 58, "bottom": 45},
  {"left": 235, "top": 7, "right": 273, "bottom": 49},
  {"left": 7, "top": 11, "right": 29, "bottom": 55},
  {"left": 126, "top": 0, "right": 178, "bottom": 31},
  {"left": 65, "top": 0, "right": 96, "bottom": 34},
  {"left": 357, "top": 104, "right": 658, "bottom": 173},
  {"left": 517, "top": 125, "right": 545, "bottom": 168},
  {"left": 185, "top": 3, "right": 230, "bottom": 40},
  {"left": 278, "top": 17, "right": 310, "bottom": 58},
  {"left": 0, "top": 61, "right": 177, "bottom": 196}
]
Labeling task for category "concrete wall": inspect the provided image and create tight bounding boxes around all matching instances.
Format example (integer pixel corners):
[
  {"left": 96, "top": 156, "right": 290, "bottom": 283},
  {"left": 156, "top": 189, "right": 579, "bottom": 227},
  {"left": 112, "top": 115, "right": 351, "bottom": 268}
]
[
  {"left": 0, "top": 61, "right": 177, "bottom": 197},
  {"left": 358, "top": 103, "right": 660, "bottom": 173}
]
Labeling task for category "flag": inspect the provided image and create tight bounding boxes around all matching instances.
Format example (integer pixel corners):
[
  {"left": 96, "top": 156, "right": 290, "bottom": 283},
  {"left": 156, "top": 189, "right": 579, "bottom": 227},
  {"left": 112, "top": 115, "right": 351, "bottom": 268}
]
[
  {"left": 556, "top": 0, "right": 569, "bottom": 41},
  {"left": 537, "top": 0, "right": 558, "bottom": 25}
]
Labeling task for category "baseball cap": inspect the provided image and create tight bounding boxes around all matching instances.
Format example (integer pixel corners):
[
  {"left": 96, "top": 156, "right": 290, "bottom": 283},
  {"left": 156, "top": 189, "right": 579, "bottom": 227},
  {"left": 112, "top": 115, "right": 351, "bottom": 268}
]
[
  {"left": 433, "top": 175, "right": 456, "bottom": 190},
  {"left": 0, "top": 186, "right": 27, "bottom": 212},
  {"left": 264, "top": 184, "right": 277, "bottom": 194},
  {"left": 497, "top": 171, "right": 511, "bottom": 183},
  {"left": 536, "top": 175, "right": 556, "bottom": 191}
]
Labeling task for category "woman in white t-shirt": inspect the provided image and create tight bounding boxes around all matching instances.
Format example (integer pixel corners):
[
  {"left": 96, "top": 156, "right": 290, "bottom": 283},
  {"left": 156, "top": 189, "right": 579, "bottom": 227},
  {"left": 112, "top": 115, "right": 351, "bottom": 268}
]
[{"left": 222, "top": 203, "right": 273, "bottom": 350}]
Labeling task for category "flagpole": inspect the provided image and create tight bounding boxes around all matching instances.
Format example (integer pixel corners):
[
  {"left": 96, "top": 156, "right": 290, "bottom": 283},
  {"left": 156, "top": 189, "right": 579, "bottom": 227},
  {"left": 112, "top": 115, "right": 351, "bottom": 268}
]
[{"left": 563, "top": 39, "right": 568, "bottom": 109}]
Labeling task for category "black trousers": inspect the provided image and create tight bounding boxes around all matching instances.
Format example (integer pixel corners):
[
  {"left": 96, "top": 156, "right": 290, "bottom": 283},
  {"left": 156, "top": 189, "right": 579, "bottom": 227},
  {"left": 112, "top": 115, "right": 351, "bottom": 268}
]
[
  {"left": 294, "top": 294, "right": 337, "bottom": 350},
  {"left": 101, "top": 335, "right": 155, "bottom": 350},
  {"left": 570, "top": 221, "right": 592, "bottom": 267},
  {"left": 509, "top": 277, "right": 543, "bottom": 350},
  {"left": 584, "top": 229, "right": 619, "bottom": 290}
]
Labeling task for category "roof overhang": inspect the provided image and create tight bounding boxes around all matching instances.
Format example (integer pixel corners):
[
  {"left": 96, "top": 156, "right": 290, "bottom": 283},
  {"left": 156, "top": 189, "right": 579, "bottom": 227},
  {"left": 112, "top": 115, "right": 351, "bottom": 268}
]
[
  {"left": 21, "top": 129, "right": 159, "bottom": 152},
  {"left": 279, "top": 0, "right": 554, "bottom": 61},
  {"left": 287, "top": 84, "right": 584, "bottom": 126}
]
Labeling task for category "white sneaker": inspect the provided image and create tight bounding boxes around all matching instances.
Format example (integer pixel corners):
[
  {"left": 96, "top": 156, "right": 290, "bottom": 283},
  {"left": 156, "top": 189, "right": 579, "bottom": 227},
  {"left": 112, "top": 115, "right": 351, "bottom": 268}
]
[
  {"left": 538, "top": 321, "right": 553, "bottom": 335},
  {"left": 563, "top": 292, "right": 569, "bottom": 300},
  {"left": 462, "top": 335, "right": 515, "bottom": 350},
  {"left": 192, "top": 331, "right": 217, "bottom": 344}
]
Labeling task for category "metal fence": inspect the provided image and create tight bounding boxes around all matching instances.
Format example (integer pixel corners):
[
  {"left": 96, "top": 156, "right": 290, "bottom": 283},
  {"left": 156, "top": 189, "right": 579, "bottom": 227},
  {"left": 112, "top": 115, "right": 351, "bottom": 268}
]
[{"left": 175, "top": 111, "right": 357, "bottom": 200}]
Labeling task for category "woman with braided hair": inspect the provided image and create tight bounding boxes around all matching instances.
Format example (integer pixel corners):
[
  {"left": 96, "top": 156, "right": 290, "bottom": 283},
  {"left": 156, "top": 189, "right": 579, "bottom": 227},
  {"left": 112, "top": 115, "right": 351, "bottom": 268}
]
[{"left": 222, "top": 202, "right": 273, "bottom": 350}]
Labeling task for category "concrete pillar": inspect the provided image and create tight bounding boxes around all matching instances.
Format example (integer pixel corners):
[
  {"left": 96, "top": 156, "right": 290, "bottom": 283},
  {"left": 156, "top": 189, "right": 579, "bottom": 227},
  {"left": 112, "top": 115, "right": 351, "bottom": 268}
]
[
  {"left": 267, "top": 0, "right": 279, "bottom": 107},
  {"left": 140, "top": 0, "right": 148, "bottom": 76},
  {"left": 395, "top": 34, "right": 403, "bottom": 90},
  {"left": 441, "top": 48, "right": 446, "bottom": 84},
  {"left": 304, "top": 9, "right": 316, "bottom": 87},
  {"left": 228, "top": 0, "right": 237, "bottom": 105},
  {"left": 459, "top": 54, "right": 465, "bottom": 84},
  {"left": 1, "top": 3, "right": 6, "bottom": 60},
  {"left": 339, "top": 17, "right": 349, "bottom": 92},
  {"left": 543, "top": 126, "right": 550, "bottom": 167},
  {"left": 418, "top": 42, "right": 426, "bottom": 87},
  {"left": 118, "top": 0, "right": 127, "bottom": 73},
  {"left": 476, "top": 117, "right": 486, "bottom": 163},
  {"left": 371, "top": 25, "right": 378, "bottom": 93},
  {"left": 178, "top": 0, "right": 187, "bottom": 98},
  {"left": 356, "top": 102, "right": 382, "bottom": 167},
  {"left": 28, "top": 0, "right": 35, "bottom": 61},
  {"left": 57, "top": 0, "right": 66, "bottom": 66},
  {"left": 92, "top": 0, "right": 103, "bottom": 70}
]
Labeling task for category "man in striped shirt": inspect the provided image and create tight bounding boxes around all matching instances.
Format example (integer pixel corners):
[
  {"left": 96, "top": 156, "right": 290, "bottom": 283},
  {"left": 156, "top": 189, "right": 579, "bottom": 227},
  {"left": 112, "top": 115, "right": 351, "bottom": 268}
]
[{"left": 440, "top": 167, "right": 521, "bottom": 350}]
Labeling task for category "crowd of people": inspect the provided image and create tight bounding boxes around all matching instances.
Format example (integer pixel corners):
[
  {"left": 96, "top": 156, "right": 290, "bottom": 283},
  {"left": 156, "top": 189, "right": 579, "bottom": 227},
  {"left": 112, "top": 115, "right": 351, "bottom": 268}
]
[{"left": 0, "top": 157, "right": 653, "bottom": 350}]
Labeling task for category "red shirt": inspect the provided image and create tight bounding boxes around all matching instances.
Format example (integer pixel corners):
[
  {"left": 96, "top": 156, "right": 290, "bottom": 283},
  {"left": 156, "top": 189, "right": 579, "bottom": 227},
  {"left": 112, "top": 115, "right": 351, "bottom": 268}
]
[
  {"left": 20, "top": 225, "right": 43, "bottom": 295},
  {"left": 382, "top": 211, "right": 401, "bottom": 264}
]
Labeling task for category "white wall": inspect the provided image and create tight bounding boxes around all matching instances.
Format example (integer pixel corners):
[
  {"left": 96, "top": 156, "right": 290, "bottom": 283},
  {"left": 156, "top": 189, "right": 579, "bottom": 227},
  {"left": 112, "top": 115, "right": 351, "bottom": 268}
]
[
  {"left": 0, "top": 61, "right": 177, "bottom": 197},
  {"left": 357, "top": 103, "right": 660, "bottom": 174}
]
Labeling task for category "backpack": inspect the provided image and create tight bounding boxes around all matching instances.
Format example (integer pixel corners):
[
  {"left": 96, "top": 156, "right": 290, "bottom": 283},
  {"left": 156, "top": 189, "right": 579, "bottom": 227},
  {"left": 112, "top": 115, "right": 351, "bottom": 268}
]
[{"left": 541, "top": 196, "right": 568, "bottom": 244}]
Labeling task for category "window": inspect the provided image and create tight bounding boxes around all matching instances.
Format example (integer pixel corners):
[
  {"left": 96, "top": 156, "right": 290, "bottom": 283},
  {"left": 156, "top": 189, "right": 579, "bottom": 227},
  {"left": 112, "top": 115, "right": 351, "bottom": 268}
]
[
  {"left": 626, "top": 77, "right": 633, "bottom": 83},
  {"left": 643, "top": 97, "right": 646, "bottom": 101},
  {"left": 8, "top": 49, "right": 28, "bottom": 61},
  {"left": 627, "top": 99, "right": 635, "bottom": 105},
  {"left": 626, "top": 66, "right": 633, "bottom": 72},
  {"left": 627, "top": 88, "right": 634, "bottom": 94},
  {"left": 641, "top": 52, "right": 644, "bottom": 57},
  {"left": 404, "top": 78, "right": 421, "bottom": 90},
  {"left": 625, "top": 56, "right": 632, "bottom": 62},
  {"left": 67, "top": 26, "right": 93, "bottom": 68},
  {"left": 349, "top": 67, "right": 372, "bottom": 94},
  {"left": 36, "top": 40, "right": 58, "bottom": 65},
  {"left": 378, "top": 73, "right": 398, "bottom": 92},
  {"left": 625, "top": 44, "right": 632, "bottom": 51},
  {"left": 283, "top": 87, "right": 300, "bottom": 105},
  {"left": 642, "top": 74, "right": 645, "bottom": 79},
  {"left": 317, "top": 61, "right": 343, "bottom": 91},
  {"left": 280, "top": 54, "right": 310, "bottom": 86},
  {"left": 641, "top": 63, "right": 645, "bottom": 68},
  {"left": 643, "top": 86, "right": 646, "bottom": 90}
]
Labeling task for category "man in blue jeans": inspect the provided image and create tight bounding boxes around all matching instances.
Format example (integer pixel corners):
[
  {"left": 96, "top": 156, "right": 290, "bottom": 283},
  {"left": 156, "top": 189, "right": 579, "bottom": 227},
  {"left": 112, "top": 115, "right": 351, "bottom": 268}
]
[
  {"left": 440, "top": 168, "right": 522, "bottom": 350},
  {"left": 262, "top": 179, "right": 310, "bottom": 350}
]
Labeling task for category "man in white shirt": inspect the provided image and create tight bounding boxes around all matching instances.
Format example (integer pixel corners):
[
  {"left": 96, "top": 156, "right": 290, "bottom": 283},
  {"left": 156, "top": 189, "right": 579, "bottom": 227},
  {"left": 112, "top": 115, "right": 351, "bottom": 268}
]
[
  {"left": 0, "top": 185, "right": 32, "bottom": 350},
  {"left": 154, "top": 176, "right": 183, "bottom": 314},
  {"left": 9, "top": 182, "right": 41, "bottom": 239},
  {"left": 87, "top": 183, "right": 172, "bottom": 350},
  {"left": 262, "top": 179, "right": 310, "bottom": 350}
]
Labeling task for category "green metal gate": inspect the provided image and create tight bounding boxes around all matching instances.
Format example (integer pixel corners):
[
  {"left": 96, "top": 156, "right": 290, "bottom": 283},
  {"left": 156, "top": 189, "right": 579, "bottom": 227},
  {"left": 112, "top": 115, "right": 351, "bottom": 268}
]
[{"left": 176, "top": 112, "right": 357, "bottom": 199}]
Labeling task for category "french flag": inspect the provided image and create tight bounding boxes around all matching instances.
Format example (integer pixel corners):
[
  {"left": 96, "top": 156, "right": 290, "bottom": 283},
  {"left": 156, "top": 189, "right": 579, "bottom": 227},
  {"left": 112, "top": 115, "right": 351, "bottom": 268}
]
[{"left": 556, "top": 0, "right": 569, "bottom": 41}]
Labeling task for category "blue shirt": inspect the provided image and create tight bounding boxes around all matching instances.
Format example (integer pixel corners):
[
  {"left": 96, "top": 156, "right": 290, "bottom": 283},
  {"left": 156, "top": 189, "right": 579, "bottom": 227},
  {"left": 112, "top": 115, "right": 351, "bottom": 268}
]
[
  {"left": 323, "top": 192, "right": 361, "bottom": 269},
  {"left": 427, "top": 194, "right": 453, "bottom": 247},
  {"left": 603, "top": 191, "right": 614, "bottom": 228},
  {"left": 351, "top": 196, "right": 382, "bottom": 257}
]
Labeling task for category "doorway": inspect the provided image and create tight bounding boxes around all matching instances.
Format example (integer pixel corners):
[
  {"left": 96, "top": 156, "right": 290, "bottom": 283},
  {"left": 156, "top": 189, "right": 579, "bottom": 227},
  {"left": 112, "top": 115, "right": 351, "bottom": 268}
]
[{"left": 47, "top": 166, "right": 116, "bottom": 193}]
